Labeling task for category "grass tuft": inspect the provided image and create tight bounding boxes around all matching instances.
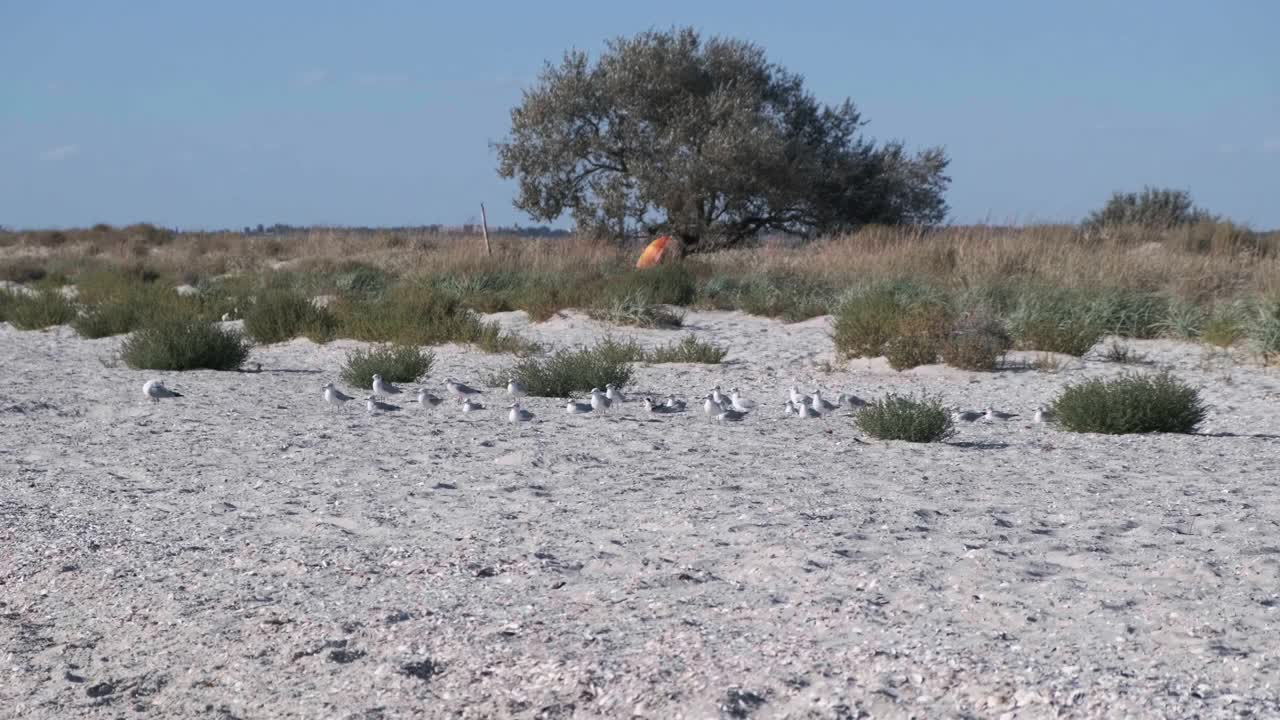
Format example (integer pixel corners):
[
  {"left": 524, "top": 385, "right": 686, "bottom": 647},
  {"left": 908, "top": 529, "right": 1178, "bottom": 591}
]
[
  {"left": 498, "top": 340, "right": 634, "bottom": 397},
  {"left": 1052, "top": 371, "right": 1206, "bottom": 434},
  {"left": 244, "top": 289, "right": 337, "bottom": 344},
  {"left": 5, "top": 289, "right": 77, "bottom": 330},
  {"left": 855, "top": 394, "right": 955, "bottom": 443},
  {"left": 339, "top": 344, "right": 435, "bottom": 389},
  {"left": 644, "top": 335, "right": 728, "bottom": 364},
  {"left": 120, "top": 316, "right": 251, "bottom": 371}
]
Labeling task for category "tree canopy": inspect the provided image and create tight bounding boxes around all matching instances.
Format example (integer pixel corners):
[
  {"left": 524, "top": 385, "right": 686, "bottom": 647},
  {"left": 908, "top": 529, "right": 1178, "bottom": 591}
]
[{"left": 495, "top": 28, "right": 950, "bottom": 250}]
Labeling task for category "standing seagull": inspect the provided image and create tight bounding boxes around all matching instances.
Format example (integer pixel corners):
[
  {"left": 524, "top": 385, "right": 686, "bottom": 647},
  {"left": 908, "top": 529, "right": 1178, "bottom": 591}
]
[
  {"left": 1034, "top": 406, "right": 1056, "bottom": 424},
  {"left": 730, "top": 389, "right": 755, "bottom": 413},
  {"left": 789, "top": 386, "right": 811, "bottom": 407},
  {"left": 784, "top": 400, "right": 798, "bottom": 417},
  {"left": 372, "top": 374, "right": 402, "bottom": 400},
  {"left": 366, "top": 395, "right": 402, "bottom": 414},
  {"left": 323, "top": 382, "right": 354, "bottom": 407},
  {"left": 811, "top": 389, "right": 841, "bottom": 412},
  {"left": 702, "top": 393, "right": 721, "bottom": 416},
  {"left": 415, "top": 388, "right": 443, "bottom": 406},
  {"left": 143, "top": 379, "right": 183, "bottom": 403},
  {"left": 507, "top": 402, "right": 534, "bottom": 422},
  {"left": 710, "top": 385, "right": 727, "bottom": 407},
  {"left": 446, "top": 377, "right": 483, "bottom": 399},
  {"left": 507, "top": 377, "right": 526, "bottom": 398},
  {"left": 798, "top": 401, "right": 820, "bottom": 419},
  {"left": 605, "top": 383, "right": 627, "bottom": 404},
  {"left": 590, "top": 387, "right": 611, "bottom": 413}
]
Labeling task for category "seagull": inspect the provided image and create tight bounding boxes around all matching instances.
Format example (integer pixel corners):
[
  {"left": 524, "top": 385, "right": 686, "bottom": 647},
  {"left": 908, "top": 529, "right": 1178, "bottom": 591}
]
[
  {"left": 798, "top": 401, "right": 820, "bottom": 419},
  {"left": 461, "top": 398, "right": 483, "bottom": 413},
  {"left": 984, "top": 407, "right": 1019, "bottom": 421},
  {"left": 445, "top": 377, "right": 483, "bottom": 398},
  {"left": 415, "top": 389, "right": 443, "bottom": 406},
  {"left": 507, "top": 402, "right": 534, "bottom": 422},
  {"left": 710, "top": 385, "right": 727, "bottom": 406},
  {"left": 1034, "top": 406, "right": 1056, "bottom": 424},
  {"left": 143, "top": 379, "right": 182, "bottom": 403},
  {"left": 590, "top": 388, "right": 611, "bottom": 413},
  {"left": 952, "top": 409, "right": 984, "bottom": 423},
  {"left": 566, "top": 399, "right": 593, "bottom": 415},
  {"left": 837, "top": 392, "right": 868, "bottom": 409},
  {"left": 702, "top": 394, "right": 721, "bottom": 416},
  {"left": 507, "top": 378, "right": 526, "bottom": 398},
  {"left": 716, "top": 408, "right": 748, "bottom": 422},
  {"left": 811, "top": 389, "right": 841, "bottom": 412},
  {"left": 644, "top": 396, "right": 680, "bottom": 414},
  {"left": 729, "top": 389, "right": 755, "bottom": 413},
  {"left": 220, "top": 312, "right": 231, "bottom": 322},
  {"left": 605, "top": 383, "right": 627, "bottom": 403},
  {"left": 784, "top": 400, "right": 798, "bottom": 416},
  {"left": 789, "top": 386, "right": 811, "bottom": 406},
  {"left": 366, "top": 395, "right": 402, "bottom": 414},
  {"left": 323, "top": 382, "right": 354, "bottom": 407},
  {"left": 663, "top": 395, "right": 686, "bottom": 411},
  {"left": 372, "top": 374, "right": 402, "bottom": 399}
]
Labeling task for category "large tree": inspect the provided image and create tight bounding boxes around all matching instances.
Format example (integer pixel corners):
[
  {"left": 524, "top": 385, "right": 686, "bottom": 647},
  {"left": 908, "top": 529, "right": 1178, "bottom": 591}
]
[{"left": 495, "top": 28, "right": 950, "bottom": 250}]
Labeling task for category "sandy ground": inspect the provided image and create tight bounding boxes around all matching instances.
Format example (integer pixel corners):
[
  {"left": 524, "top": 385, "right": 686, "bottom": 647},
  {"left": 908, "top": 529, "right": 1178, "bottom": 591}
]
[{"left": 2, "top": 309, "right": 1279, "bottom": 719}]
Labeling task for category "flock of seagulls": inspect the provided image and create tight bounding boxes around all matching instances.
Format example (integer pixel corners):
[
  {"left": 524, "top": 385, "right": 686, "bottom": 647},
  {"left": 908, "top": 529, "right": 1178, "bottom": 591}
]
[{"left": 144, "top": 376, "right": 1057, "bottom": 426}]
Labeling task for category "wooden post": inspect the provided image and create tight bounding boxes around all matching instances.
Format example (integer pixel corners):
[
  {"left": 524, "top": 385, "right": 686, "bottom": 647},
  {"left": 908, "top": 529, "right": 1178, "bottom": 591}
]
[{"left": 480, "top": 203, "right": 492, "bottom": 257}]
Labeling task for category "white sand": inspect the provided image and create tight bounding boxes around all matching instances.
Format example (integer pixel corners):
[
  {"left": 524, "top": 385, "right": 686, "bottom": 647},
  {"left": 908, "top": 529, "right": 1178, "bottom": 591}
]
[{"left": 2, "top": 311, "right": 1279, "bottom": 718}]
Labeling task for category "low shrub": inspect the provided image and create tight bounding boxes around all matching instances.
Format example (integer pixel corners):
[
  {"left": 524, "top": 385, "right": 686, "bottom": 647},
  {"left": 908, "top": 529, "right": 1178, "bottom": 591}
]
[
  {"left": 587, "top": 290, "right": 685, "bottom": 328},
  {"left": 1248, "top": 297, "right": 1280, "bottom": 362},
  {"left": 499, "top": 340, "right": 634, "bottom": 397},
  {"left": 1007, "top": 291, "right": 1103, "bottom": 356},
  {"left": 645, "top": 335, "right": 728, "bottom": 364},
  {"left": 1157, "top": 301, "right": 1205, "bottom": 339},
  {"left": 1201, "top": 302, "right": 1249, "bottom": 348},
  {"left": 1089, "top": 290, "right": 1168, "bottom": 339},
  {"left": 333, "top": 284, "right": 530, "bottom": 352},
  {"left": 1100, "top": 340, "right": 1144, "bottom": 364},
  {"left": 5, "top": 289, "right": 77, "bottom": 330},
  {"left": 1051, "top": 371, "right": 1206, "bottom": 434},
  {"left": 340, "top": 344, "right": 434, "bottom": 389},
  {"left": 832, "top": 287, "right": 910, "bottom": 359},
  {"left": 856, "top": 394, "right": 955, "bottom": 443},
  {"left": 120, "top": 317, "right": 251, "bottom": 371},
  {"left": 941, "top": 309, "right": 1011, "bottom": 371},
  {"left": 243, "top": 289, "right": 336, "bottom": 344}
]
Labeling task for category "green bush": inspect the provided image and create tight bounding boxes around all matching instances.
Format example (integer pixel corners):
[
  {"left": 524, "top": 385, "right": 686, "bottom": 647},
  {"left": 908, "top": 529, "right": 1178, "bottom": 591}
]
[
  {"left": 5, "top": 289, "right": 77, "bottom": 330},
  {"left": 1089, "top": 290, "right": 1168, "bottom": 339},
  {"left": 941, "top": 309, "right": 1010, "bottom": 371},
  {"left": 499, "top": 340, "right": 634, "bottom": 397},
  {"left": 71, "top": 277, "right": 185, "bottom": 338},
  {"left": 832, "top": 287, "right": 909, "bottom": 359},
  {"left": 339, "top": 344, "right": 435, "bottom": 389},
  {"left": 1201, "top": 302, "right": 1249, "bottom": 348},
  {"left": 1157, "top": 301, "right": 1206, "bottom": 340},
  {"left": 856, "top": 394, "right": 955, "bottom": 443},
  {"left": 333, "top": 284, "right": 529, "bottom": 352},
  {"left": 645, "top": 335, "right": 728, "bottom": 364},
  {"left": 1083, "top": 187, "right": 1212, "bottom": 233},
  {"left": 698, "top": 273, "right": 836, "bottom": 321},
  {"left": 611, "top": 263, "right": 699, "bottom": 306},
  {"left": 243, "top": 289, "right": 336, "bottom": 344},
  {"left": 121, "top": 317, "right": 252, "bottom": 371},
  {"left": 1248, "top": 298, "right": 1280, "bottom": 362},
  {"left": 1052, "top": 372, "right": 1206, "bottom": 434},
  {"left": 1007, "top": 290, "right": 1103, "bottom": 356}
]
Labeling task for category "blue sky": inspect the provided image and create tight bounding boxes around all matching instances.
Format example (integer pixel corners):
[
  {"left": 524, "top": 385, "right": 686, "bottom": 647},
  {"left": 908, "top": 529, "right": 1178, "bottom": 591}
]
[{"left": 2, "top": 1, "right": 1277, "bottom": 230}]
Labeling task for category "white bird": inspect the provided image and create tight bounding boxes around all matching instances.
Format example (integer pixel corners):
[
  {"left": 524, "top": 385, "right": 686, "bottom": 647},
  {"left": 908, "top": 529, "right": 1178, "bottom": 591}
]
[
  {"left": 220, "top": 312, "right": 231, "bottom": 322},
  {"left": 507, "top": 402, "right": 534, "bottom": 422},
  {"left": 445, "top": 377, "right": 483, "bottom": 398},
  {"left": 323, "top": 382, "right": 354, "bottom": 406},
  {"left": 784, "top": 400, "right": 798, "bottom": 416},
  {"left": 663, "top": 395, "right": 686, "bottom": 411},
  {"left": 952, "top": 409, "right": 983, "bottom": 423},
  {"left": 729, "top": 389, "right": 755, "bottom": 413},
  {"left": 702, "top": 394, "right": 721, "bottom": 416},
  {"left": 590, "top": 387, "right": 611, "bottom": 413},
  {"left": 143, "top": 379, "right": 182, "bottom": 403},
  {"left": 1034, "top": 406, "right": 1056, "bottom": 424},
  {"left": 798, "top": 402, "right": 820, "bottom": 419},
  {"left": 461, "top": 398, "right": 483, "bottom": 413},
  {"left": 372, "top": 374, "right": 402, "bottom": 399},
  {"left": 711, "top": 385, "right": 726, "bottom": 406},
  {"left": 365, "top": 395, "right": 402, "bottom": 414},
  {"left": 644, "top": 396, "right": 680, "bottom": 414},
  {"left": 716, "top": 408, "right": 747, "bottom": 422},
  {"left": 566, "top": 399, "right": 593, "bottom": 415},
  {"left": 837, "top": 392, "right": 868, "bottom": 409},
  {"left": 789, "top": 386, "right": 811, "bottom": 406},
  {"left": 507, "top": 378, "right": 526, "bottom": 397},
  {"left": 605, "top": 383, "right": 627, "bottom": 404},
  {"left": 811, "top": 389, "right": 841, "bottom": 412},
  {"left": 984, "top": 406, "right": 1019, "bottom": 421},
  {"left": 415, "top": 389, "right": 443, "bottom": 406}
]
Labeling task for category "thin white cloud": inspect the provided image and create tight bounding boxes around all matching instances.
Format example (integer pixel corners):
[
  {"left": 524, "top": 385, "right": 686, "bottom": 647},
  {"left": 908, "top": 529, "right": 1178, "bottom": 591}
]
[
  {"left": 296, "top": 69, "right": 329, "bottom": 86},
  {"left": 1263, "top": 137, "right": 1280, "bottom": 154},
  {"left": 41, "top": 144, "right": 78, "bottom": 161}
]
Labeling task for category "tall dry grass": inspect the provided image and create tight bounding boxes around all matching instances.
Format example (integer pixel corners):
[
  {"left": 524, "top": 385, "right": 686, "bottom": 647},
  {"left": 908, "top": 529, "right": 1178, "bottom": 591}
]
[{"left": 2, "top": 222, "right": 1277, "bottom": 303}]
